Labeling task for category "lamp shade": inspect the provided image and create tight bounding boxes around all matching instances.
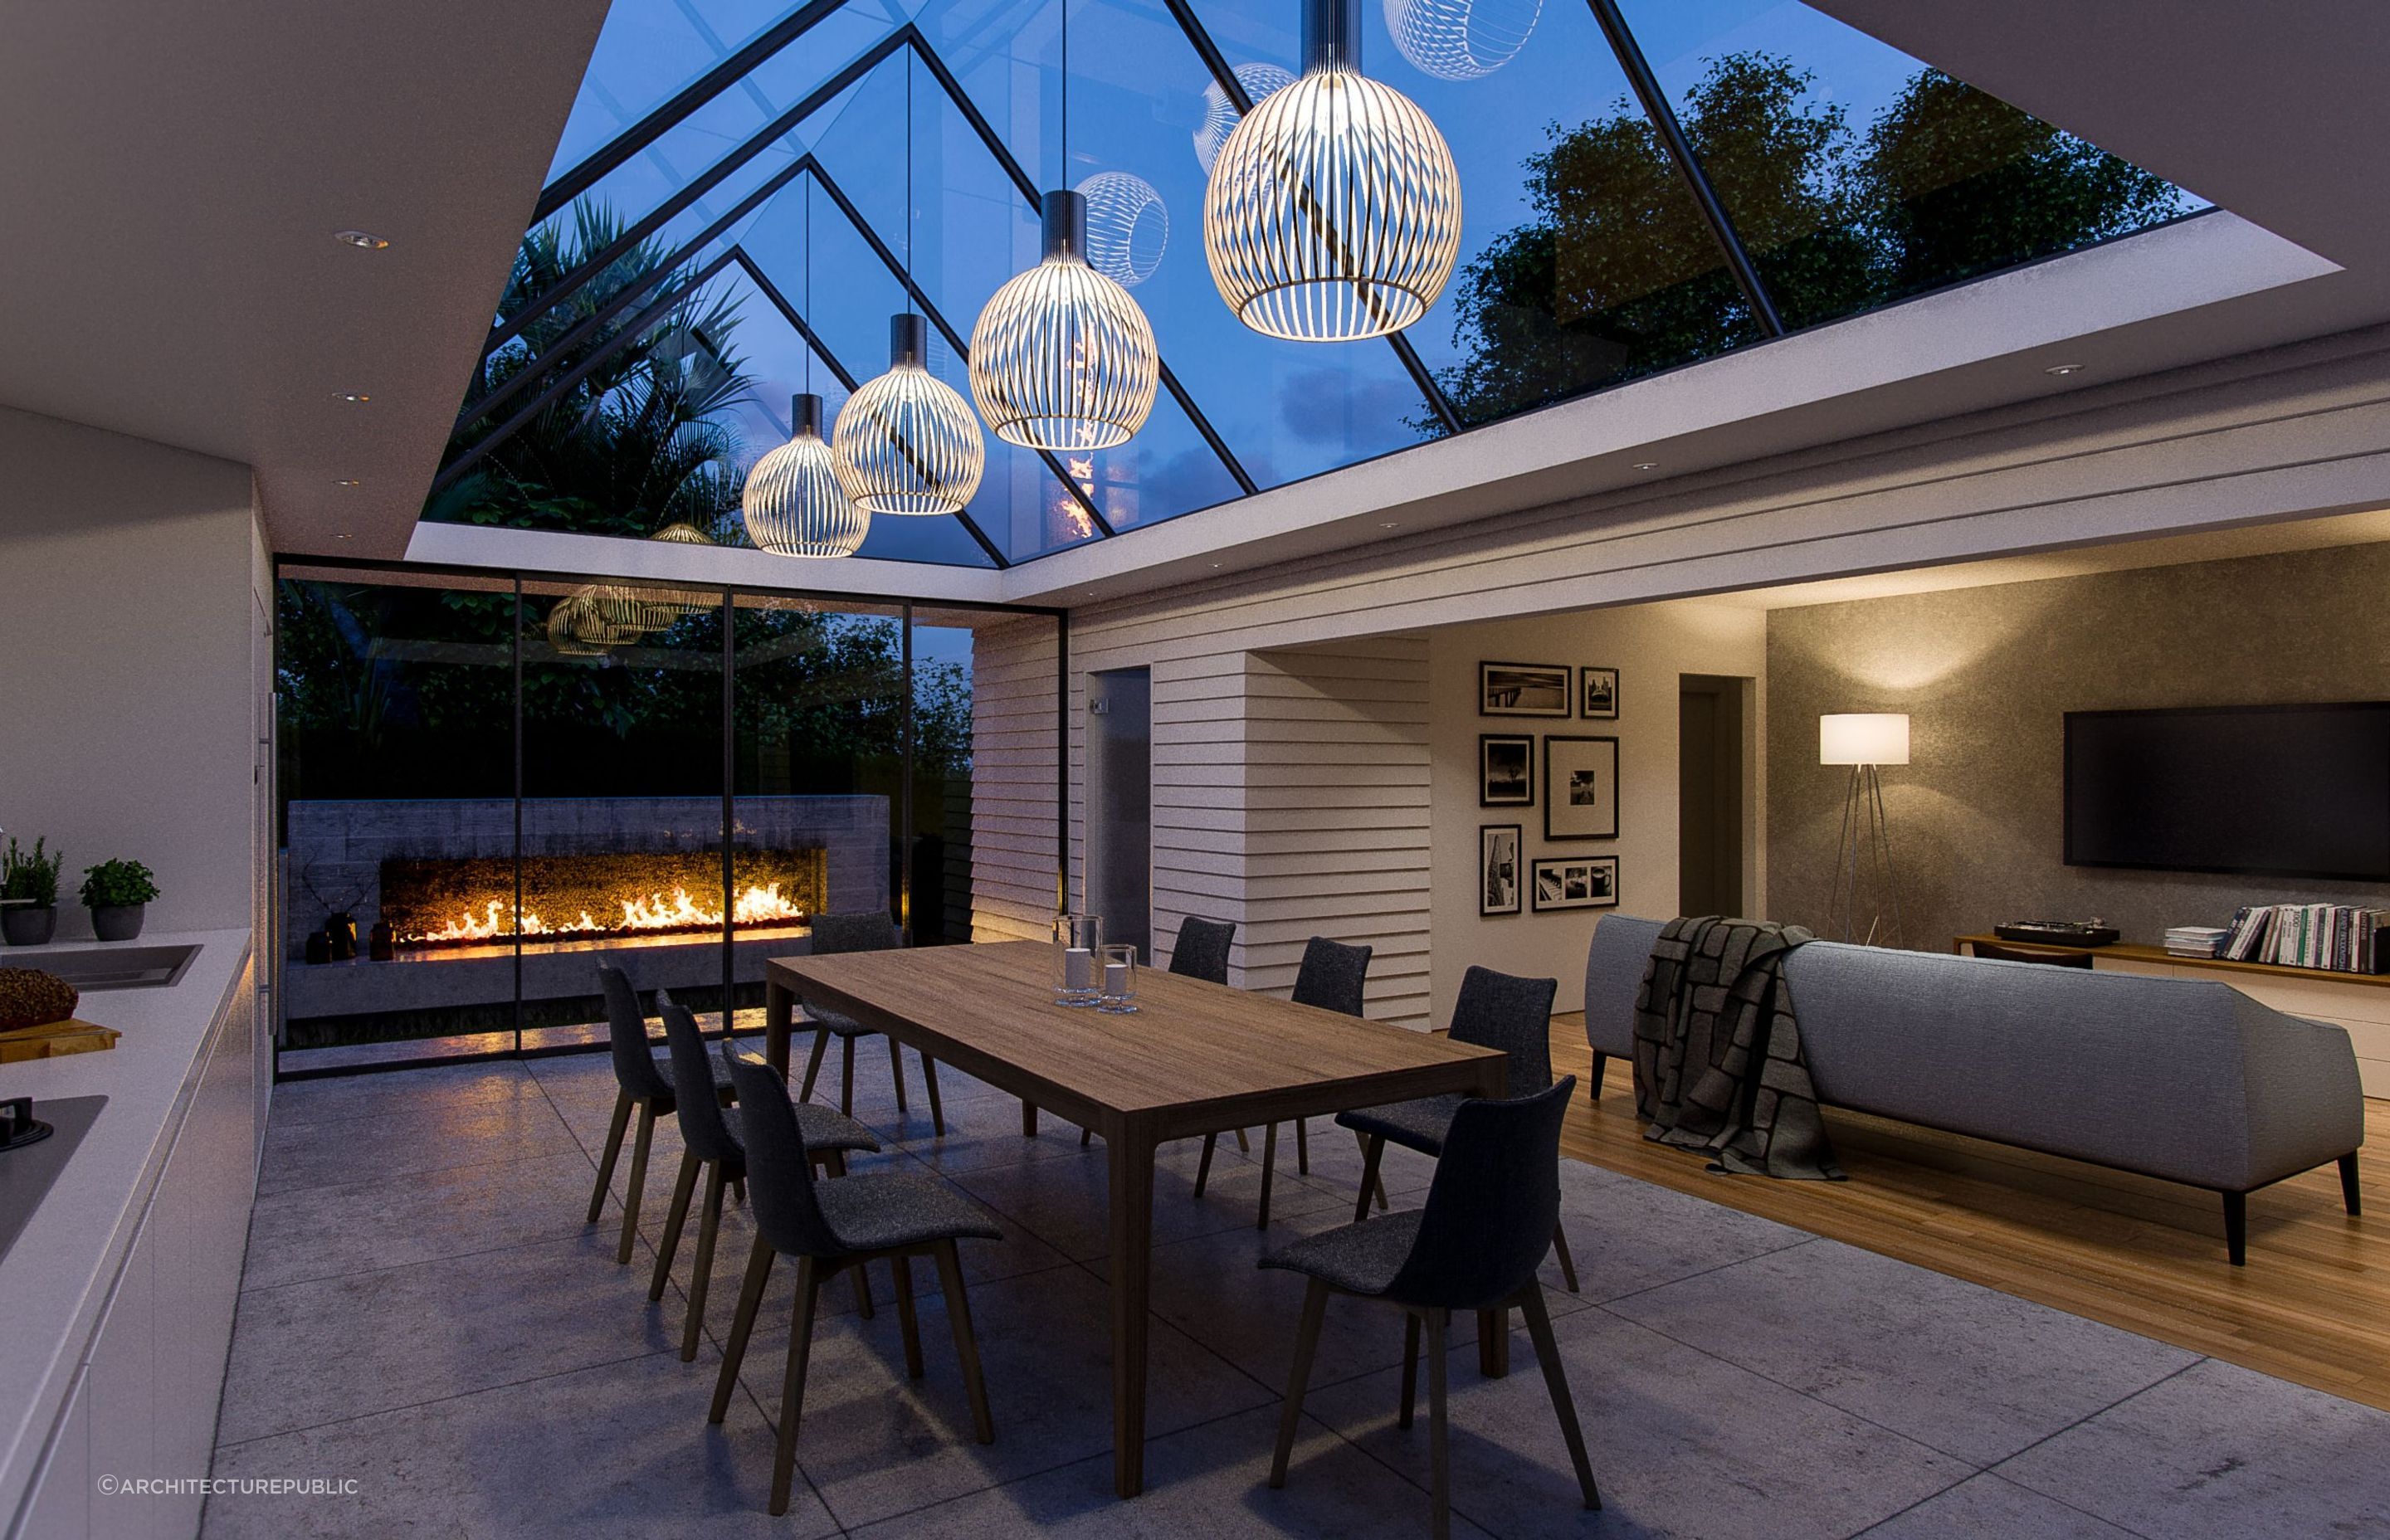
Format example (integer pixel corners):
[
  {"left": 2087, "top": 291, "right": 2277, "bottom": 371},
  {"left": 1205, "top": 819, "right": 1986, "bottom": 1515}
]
[
  {"left": 834, "top": 314, "right": 986, "bottom": 516},
  {"left": 969, "top": 191, "right": 1160, "bottom": 451},
  {"left": 1820, "top": 714, "right": 1910, "bottom": 767},
  {"left": 743, "top": 393, "right": 868, "bottom": 558}
]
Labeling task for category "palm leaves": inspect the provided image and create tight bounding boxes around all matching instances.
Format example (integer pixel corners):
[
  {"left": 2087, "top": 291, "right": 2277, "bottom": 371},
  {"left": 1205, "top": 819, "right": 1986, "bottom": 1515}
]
[{"left": 434, "top": 203, "right": 757, "bottom": 541}]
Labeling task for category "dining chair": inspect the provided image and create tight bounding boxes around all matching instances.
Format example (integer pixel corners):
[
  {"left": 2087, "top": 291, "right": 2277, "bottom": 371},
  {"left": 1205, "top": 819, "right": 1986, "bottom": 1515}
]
[
  {"left": 586, "top": 962, "right": 735, "bottom": 1266},
  {"left": 797, "top": 909, "right": 945, "bottom": 1134},
  {"left": 1081, "top": 914, "right": 1241, "bottom": 1148},
  {"left": 1193, "top": 936, "right": 1372, "bottom": 1227},
  {"left": 1262, "top": 1078, "right": 1598, "bottom": 1539},
  {"left": 648, "top": 992, "right": 882, "bottom": 1362},
  {"left": 1335, "top": 966, "right": 1581, "bottom": 1293},
  {"left": 714, "top": 1050, "right": 1004, "bottom": 1515}
]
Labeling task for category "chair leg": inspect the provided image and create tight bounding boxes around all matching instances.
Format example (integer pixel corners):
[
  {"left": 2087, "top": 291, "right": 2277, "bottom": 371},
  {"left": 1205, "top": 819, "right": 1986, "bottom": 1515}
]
[
  {"left": 2224, "top": 1190, "right": 2248, "bottom": 1266},
  {"left": 1519, "top": 1285, "right": 1601, "bottom": 1510},
  {"left": 840, "top": 1035, "right": 856, "bottom": 1116},
  {"left": 770, "top": 1256, "right": 822, "bottom": 1517},
  {"left": 853, "top": 1255, "right": 876, "bottom": 1318},
  {"left": 1081, "top": 1126, "right": 1093, "bottom": 1148},
  {"left": 1398, "top": 1311, "right": 1420, "bottom": 1430},
  {"left": 891, "top": 1254, "right": 924, "bottom": 1379},
  {"left": 2342, "top": 1153, "right": 2363, "bottom": 1216},
  {"left": 887, "top": 1034, "right": 909, "bottom": 1114},
  {"left": 710, "top": 1238, "right": 773, "bottom": 1423},
  {"left": 1269, "top": 1278, "right": 1330, "bottom": 1489},
  {"left": 617, "top": 1103, "right": 657, "bottom": 1265},
  {"left": 1235, "top": 1127, "right": 1251, "bottom": 1153},
  {"left": 1022, "top": 1099, "right": 1039, "bottom": 1137},
  {"left": 799, "top": 1027, "right": 830, "bottom": 1104},
  {"left": 1258, "top": 1122, "right": 1280, "bottom": 1230},
  {"left": 1295, "top": 1117, "right": 1309, "bottom": 1175},
  {"left": 1551, "top": 1219, "right": 1581, "bottom": 1294},
  {"left": 1588, "top": 1050, "right": 1608, "bottom": 1101},
  {"left": 922, "top": 1053, "right": 945, "bottom": 1136},
  {"left": 681, "top": 1162, "right": 728, "bottom": 1363},
  {"left": 1194, "top": 1132, "right": 1218, "bottom": 1197},
  {"left": 1354, "top": 1134, "right": 1386, "bottom": 1224},
  {"left": 587, "top": 1090, "right": 632, "bottom": 1223},
  {"left": 1426, "top": 1308, "right": 1451, "bottom": 1540},
  {"left": 932, "top": 1240, "right": 995, "bottom": 1443},
  {"left": 648, "top": 1148, "right": 700, "bottom": 1300}
]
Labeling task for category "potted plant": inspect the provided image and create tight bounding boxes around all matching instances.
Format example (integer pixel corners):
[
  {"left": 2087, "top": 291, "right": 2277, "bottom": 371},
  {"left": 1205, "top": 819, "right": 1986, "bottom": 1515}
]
[
  {"left": 2, "top": 837, "right": 65, "bottom": 946},
  {"left": 80, "top": 859, "right": 159, "bottom": 943}
]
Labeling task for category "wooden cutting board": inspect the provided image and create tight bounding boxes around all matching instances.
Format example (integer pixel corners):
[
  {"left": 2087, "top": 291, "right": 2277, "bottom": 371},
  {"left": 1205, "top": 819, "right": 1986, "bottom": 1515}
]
[{"left": 0, "top": 1017, "right": 122, "bottom": 1062}]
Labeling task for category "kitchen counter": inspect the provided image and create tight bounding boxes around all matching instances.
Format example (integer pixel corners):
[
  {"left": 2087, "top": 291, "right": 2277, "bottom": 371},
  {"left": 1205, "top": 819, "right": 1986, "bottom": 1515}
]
[{"left": 0, "top": 928, "right": 254, "bottom": 1535}]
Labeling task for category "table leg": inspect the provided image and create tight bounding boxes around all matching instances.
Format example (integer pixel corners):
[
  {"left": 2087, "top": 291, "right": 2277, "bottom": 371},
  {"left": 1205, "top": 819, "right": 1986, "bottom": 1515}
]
[
  {"left": 1106, "top": 1123, "right": 1156, "bottom": 1498},
  {"left": 764, "top": 978, "right": 793, "bottom": 1078}
]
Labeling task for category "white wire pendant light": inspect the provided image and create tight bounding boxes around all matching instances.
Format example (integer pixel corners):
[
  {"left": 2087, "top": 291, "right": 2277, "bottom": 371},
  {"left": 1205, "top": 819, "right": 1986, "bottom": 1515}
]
[
  {"left": 835, "top": 54, "right": 984, "bottom": 517},
  {"left": 971, "top": 190, "right": 1159, "bottom": 451},
  {"left": 836, "top": 314, "right": 986, "bottom": 515},
  {"left": 1203, "top": 0, "right": 1462, "bottom": 342},
  {"left": 968, "top": 2, "right": 1158, "bottom": 451},
  {"left": 745, "top": 393, "right": 870, "bottom": 556}
]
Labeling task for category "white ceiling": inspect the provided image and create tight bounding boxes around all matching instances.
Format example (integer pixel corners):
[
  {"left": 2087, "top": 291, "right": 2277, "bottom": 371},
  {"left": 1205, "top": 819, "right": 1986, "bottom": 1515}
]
[{"left": 0, "top": 0, "right": 610, "bottom": 555}]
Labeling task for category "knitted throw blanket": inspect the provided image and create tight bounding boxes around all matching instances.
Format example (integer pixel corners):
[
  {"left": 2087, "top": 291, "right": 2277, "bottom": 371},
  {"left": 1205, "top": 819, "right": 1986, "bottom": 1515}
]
[{"left": 1632, "top": 916, "right": 1844, "bottom": 1181}]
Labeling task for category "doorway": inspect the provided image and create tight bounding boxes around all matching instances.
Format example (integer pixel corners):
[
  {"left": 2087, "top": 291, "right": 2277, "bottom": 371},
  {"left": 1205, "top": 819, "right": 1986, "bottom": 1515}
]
[
  {"left": 1085, "top": 668, "right": 1152, "bottom": 957},
  {"left": 1678, "top": 675, "right": 1749, "bottom": 919}
]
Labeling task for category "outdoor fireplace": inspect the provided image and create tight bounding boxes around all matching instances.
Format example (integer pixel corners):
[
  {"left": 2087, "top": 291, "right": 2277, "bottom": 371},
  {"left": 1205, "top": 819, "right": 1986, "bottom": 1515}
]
[{"left": 378, "top": 849, "right": 827, "bottom": 952}]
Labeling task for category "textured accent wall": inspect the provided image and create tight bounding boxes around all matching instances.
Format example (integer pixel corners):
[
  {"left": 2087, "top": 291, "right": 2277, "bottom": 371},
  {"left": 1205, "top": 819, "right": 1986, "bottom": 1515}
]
[
  {"left": 969, "top": 616, "right": 1061, "bottom": 943},
  {"left": 1767, "top": 541, "right": 2390, "bottom": 949}
]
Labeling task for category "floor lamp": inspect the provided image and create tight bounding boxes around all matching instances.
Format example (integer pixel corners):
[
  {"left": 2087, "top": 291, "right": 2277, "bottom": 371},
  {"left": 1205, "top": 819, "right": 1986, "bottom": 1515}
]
[{"left": 1822, "top": 714, "right": 1908, "bottom": 947}]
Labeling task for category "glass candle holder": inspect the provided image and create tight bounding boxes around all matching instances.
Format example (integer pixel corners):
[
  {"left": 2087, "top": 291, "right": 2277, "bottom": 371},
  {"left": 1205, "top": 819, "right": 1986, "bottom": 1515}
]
[
  {"left": 1053, "top": 914, "right": 1103, "bottom": 1006},
  {"left": 1097, "top": 943, "right": 1139, "bottom": 1014}
]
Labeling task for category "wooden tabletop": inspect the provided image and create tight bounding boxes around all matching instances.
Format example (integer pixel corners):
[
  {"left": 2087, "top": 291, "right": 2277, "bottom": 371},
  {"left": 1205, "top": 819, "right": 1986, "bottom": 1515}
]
[
  {"left": 770, "top": 940, "right": 1502, "bottom": 1138},
  {"left": 1954, "top": 933, "right": 2390, "bottom": 989}
]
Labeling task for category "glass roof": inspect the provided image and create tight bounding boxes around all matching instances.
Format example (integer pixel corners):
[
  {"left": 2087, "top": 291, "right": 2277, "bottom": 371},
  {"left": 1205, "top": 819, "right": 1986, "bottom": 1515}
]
[{"left": 425, "top": 0, "right": 2201, "bottom": 570}]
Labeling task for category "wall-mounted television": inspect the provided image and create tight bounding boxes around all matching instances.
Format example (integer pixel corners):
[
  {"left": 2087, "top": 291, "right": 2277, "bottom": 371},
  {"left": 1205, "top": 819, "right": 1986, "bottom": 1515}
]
[{"left": 2064, "top": 704, "right": 2390, "bottom": 881}]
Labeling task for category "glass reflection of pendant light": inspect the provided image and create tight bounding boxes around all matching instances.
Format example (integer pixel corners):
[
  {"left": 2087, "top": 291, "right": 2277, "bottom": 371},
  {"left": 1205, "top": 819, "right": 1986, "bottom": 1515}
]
[
  {"left": 835, "top": 51, "right": 985, "bottom": 516},
  {"left": 1383, "top": 0, "right": 1543, "bottom": 81},
  {"left": 1202, "top": 0, "right": 1461, "bottom": 342},
  {"left": 969, "top": 0, "right": 1157, "bottom": 451},
  {"left": 744, "top": 183, "right": 870, "bottom": 557}
]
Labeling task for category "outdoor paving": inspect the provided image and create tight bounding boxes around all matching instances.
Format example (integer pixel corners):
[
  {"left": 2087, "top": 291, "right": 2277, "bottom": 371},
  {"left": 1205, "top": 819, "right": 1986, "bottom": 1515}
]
[{"left": 202, "top": 1045, "right": 2390, "bottom": 1538}]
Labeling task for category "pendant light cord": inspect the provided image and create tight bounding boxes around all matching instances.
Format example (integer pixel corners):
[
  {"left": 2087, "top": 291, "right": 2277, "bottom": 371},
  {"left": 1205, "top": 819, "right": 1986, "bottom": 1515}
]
[
  {"left": 905, "top": 51, "right": 914, "bottom": 288},
  {"left": 802, "top": 179, "right": 812, "bottom": 396},
  {"left": 1061, "top": 0, "right": 1068, "bottom": 176}
]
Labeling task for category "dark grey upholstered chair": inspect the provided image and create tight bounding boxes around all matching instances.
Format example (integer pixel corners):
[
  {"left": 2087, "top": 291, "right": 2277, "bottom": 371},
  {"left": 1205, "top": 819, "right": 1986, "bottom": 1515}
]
[
  {"left": 649, "top": 992, "right": 881, "bottom": 1361},
  {"left": 713, "top": 1051, "right": 1003, "bottom": 1516},
  {"left": 1194, "top": 937, "right": 1373, "bottom": 1227},
  {"left": 1335, "top": 966, "right": 1581, "bottom": 1293},
  {"left": 1969, "top": 940, "right": 2095, "bottom": 967},
  {"left": 586, "top": 962, "right": 736, "bottom": 1265},
  {"left": 797, "top": 909, "right": 945, "bottom": 1134},
  {"left": 1080, "top": 914, "right": 1242, "bottom": 1148},
  {"left": 1262, "top": 1079, "right": 1598, "bottom": 1538}
]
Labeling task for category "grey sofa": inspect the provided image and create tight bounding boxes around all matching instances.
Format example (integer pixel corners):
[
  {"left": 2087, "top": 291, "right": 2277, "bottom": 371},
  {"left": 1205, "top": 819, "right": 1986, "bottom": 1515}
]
[{"left": 1584, "top": 915, "right": 2365, "bottom": 1264}]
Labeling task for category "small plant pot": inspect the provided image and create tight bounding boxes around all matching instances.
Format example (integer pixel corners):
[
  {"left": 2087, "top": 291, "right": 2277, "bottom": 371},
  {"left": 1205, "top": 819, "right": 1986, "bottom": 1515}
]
[
  {"left": 2, "top": 906, "right": 57, "bottom": 947},
  {"left": 90, "top": 904, "right": 146, "bottom": 943}
]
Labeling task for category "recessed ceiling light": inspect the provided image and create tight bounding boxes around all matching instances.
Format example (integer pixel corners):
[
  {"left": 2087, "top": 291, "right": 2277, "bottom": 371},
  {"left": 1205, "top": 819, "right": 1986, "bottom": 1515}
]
[
  {"left": 1632, "top": 461, "right": 1659, "bottom": 470},
  {"left": 334, "top": 533, "right": 352, "bottom": 541},
  {"left": 1210, "top": 562, "right": 1223, "bottom": 568},
  {"left": 2045, "top": 363, "right": 2085, "bottom": 376},
  {"left": 333, "top": 230, "right": 390, "bottom": 250},
  {"left": 337, "top": 392, "right": 370, "bottom": 403},
  {"left": 1380, "top": 521, "right": 1399, "bottom": 529},
  {"left": 333, "top": 478, "right": 360, "bottom": 487}
]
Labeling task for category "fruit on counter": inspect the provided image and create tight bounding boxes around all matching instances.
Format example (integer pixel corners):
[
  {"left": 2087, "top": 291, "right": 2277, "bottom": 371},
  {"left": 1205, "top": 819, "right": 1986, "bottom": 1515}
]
[{"left": 0, "top": 967, "right": 79, "bottom": 1032}]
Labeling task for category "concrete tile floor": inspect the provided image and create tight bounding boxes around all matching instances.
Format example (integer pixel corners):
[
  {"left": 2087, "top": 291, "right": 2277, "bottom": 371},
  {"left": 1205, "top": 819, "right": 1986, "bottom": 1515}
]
[{"left": 205, "top": 1049, "right": 2390, "bottom": 1538}]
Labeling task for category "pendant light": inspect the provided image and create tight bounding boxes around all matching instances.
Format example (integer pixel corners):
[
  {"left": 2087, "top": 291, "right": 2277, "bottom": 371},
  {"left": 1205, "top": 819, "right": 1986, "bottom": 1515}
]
[
  {"left": 744, "top": 183, "right": 870, "bottom": 557},
  {"left": 834, "top": 52, "right": 985, "bottom": 516},
  {"left": 969, "top": 0, "right": 1159, "bottom": 451},
  {"left": 1202, "top": 0, "right": 1461, "bottom": 342}
]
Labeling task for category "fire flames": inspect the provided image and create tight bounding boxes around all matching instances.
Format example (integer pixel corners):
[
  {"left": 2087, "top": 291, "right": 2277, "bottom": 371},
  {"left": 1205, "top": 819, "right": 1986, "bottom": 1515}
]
[{"left": 406, "top": 882, "right": 809, "bottom": 945}]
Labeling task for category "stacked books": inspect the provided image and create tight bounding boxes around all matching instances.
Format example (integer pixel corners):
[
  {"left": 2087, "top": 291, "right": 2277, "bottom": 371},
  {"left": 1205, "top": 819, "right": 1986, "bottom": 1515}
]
[
  {"left": 2163, "top": 925, "right": 2229, "bottom": 959},
  {"left": 2218, "top": 904, "right": 2390, "bottom": 972}
]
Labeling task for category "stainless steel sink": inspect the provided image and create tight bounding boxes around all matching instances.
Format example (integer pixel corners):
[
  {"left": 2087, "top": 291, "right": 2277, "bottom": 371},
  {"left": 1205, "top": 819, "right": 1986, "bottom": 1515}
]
[{"left": 2, "top": 943, "right": 200, "bottom": 991}]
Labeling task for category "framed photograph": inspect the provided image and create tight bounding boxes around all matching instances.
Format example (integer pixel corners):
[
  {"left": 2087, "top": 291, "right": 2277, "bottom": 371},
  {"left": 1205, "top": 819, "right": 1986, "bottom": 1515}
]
[
  {"left": 1579, "top": 666, "right": 1620, "bottom": 720},
  {"left": 1544, "top": 735, "right": 1619, "bottom": 841},
  {"left": 1480, "top": 824, "right": 1523, "bottom": 916},
  {"left": 1531, "top": 855, "right": 1621, "bottom": 913},
  {"left": 1480, "top": 661, "right": 1572, "bottom": 718},
  {"left": 1480, "top": 734, "right": 1534, "bottom": 807}
]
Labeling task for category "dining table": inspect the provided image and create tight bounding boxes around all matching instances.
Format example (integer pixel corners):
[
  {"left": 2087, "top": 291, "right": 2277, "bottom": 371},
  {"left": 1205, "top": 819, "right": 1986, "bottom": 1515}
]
[{"left": 763, "top": 938, "right": 1509, "bottom": 1499}]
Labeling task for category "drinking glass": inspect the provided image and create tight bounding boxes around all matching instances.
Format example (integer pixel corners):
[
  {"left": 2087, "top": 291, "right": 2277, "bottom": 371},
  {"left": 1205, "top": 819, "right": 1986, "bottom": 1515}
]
[
  {"left": 1053, "top": 914, "right": 1103, "bottom": 1006},
  {"left": 1097, "top": 943, "right": 1139, "bottom": 1014}
]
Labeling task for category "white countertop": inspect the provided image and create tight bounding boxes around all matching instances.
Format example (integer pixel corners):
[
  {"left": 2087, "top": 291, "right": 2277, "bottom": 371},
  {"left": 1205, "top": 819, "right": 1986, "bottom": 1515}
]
[{"left": 0, "top": 928, "right": 251, "bottom": 1520}]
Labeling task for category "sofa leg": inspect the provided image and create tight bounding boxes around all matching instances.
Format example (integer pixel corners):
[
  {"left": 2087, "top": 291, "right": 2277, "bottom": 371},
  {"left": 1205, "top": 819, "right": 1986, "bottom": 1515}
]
[
  {"left": 2341, "top": 1153, "right": 2363, "bottom": 1217},
  {"left": 2222, "top": 1191, "right": 2247, "bottom": 1266},
  {"left": 1588, "top": 1052, "right": 1607, "bottom": 1101}
]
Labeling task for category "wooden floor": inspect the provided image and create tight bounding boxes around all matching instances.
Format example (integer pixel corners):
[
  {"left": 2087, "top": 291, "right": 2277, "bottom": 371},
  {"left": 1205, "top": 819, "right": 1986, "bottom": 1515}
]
[{"left": 1550, "top": 1015, "right": 2390, "bottom": 1411}]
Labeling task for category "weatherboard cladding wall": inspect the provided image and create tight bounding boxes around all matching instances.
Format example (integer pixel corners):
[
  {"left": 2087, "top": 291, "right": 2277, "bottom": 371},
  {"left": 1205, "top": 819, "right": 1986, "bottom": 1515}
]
[{"left": 969, "top": 616, "right": 1061, "bottom": 943}]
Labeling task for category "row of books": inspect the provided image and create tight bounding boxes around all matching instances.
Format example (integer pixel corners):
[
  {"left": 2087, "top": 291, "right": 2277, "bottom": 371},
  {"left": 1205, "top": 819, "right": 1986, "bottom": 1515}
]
[{"left": 2217, "top": 904, "right": 2390, "bottom": 972}]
